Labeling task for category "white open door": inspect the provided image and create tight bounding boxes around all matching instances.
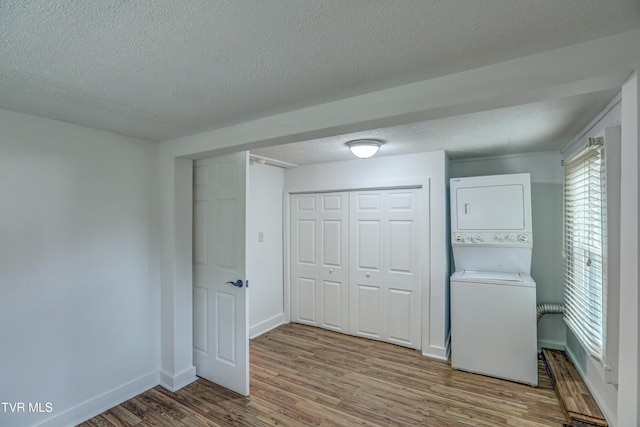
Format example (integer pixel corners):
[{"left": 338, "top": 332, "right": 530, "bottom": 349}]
[{"left": 193, "top": 151, "right": 249, "bottom": 396}]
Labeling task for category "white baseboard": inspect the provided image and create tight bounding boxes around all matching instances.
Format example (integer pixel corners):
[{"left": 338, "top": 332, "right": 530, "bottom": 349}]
[
  {"left": 422, "top": 332, "right": 451, "bottom": 361},
  {"left": 537, "top": 339, "right": 565, "bottom": 352},
  {"left": 159, "top": 366, "right": 197, "bottom": 392},
  {"left": 34, "top": 370, "right": 159, "bottom": 427},
  {"left": 250, "top": 313, "right": 285, "bottom": 339}
]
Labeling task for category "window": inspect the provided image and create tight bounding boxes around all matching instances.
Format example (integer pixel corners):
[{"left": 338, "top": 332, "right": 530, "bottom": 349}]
[{"left": 563, "top": 137, "right": 607, "bottom": 362}]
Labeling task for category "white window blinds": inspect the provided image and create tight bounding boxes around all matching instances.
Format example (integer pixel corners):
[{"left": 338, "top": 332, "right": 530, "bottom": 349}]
[{"left": 563, "top": 138, "right": 607, "bottom": 361}]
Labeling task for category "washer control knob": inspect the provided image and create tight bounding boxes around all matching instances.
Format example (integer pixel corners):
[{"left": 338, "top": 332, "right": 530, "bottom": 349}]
[
  {"left": 518, "top": 234, "right": 529, "bottom": 243},
  {"left": 454, "top": 233, "right": 464, "bottom": 243}
]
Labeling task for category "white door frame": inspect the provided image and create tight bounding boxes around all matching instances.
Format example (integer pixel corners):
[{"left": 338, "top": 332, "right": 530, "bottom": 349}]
[
  {"left": 158, "top": 152, "right": 252, "bottom": 392},
  {"left": 158, "top": 155, "right": 198, "bottom": 391},
  {"left": 283, "top": 178, "right": 430, "bottom": 349}
]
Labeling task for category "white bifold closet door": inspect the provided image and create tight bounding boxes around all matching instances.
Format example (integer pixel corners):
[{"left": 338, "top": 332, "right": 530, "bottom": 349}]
[
  {"left": 290, "top": 188, "right": 422, "bottom": 350},
  {"left": 349, "top": 189, "right": 422, "bottom": 349},
  {"left": 290, "top": 192, "right": 350, "bottom": 332}
]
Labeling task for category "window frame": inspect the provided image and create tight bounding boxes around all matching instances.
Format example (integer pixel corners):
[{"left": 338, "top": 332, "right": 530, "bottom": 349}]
[{"left": 562, "top": 126, "right": 621, "bottom": 385}]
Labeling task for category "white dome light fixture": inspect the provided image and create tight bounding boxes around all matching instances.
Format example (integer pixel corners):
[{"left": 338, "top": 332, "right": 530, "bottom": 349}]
[{"left": 346, "top": 139, "right": 384, "bottom": 159}]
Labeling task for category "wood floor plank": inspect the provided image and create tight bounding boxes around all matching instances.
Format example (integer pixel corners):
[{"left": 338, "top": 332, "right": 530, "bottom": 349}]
[
  {"left": 80, "top": 324, "right": 566, "bottom": 426},
  {"left": 542, "top": 348, "right": 608, "bottom": 427}
]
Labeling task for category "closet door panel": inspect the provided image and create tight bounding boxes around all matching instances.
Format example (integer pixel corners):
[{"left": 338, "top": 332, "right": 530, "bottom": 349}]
[
  {"left": 350, "top": 189, "right": 422, "bottom": 349},
  {"left": 321, "top": 280, "right": 343, "bottom": 330},
  {"left": 383, "top": 189, "right": 422, "bottom": 349},
  {"left": 291, "top": 195, "right": 319, "bottom": 326},
  {"left": 386, "top": 287, "right": 413, "bottom": 346},
  {"left": 291, "top": 192, "right": 348, "bottom": 332},
  {"left": 318, "top": 193, "right": 349, "bottom": 332},
  {"left": 322, "top": 220, "right": 342, "bottom": 267},
  {"left": 296, "top": 220, "right": 316, "bottom": 265},
  {"left": 353, "top": 284, "right": 382, "bottom": 338},
  {"left": 355, "top": 220, "right": 382, "bottom": 270},
  {"left": 349, "top": 191, "right": 383, "bottom": 339},
  {"left": 388, "top": 220, "right": 413, "bottom": 273},
  {"left": 296, "top": 277, "right": 317, "bottom": 324}
]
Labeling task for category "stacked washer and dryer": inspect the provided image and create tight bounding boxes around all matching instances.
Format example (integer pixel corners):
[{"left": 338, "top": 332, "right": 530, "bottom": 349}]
[{"left": 450, "top": 173, "right": 538, "bottom": 386}]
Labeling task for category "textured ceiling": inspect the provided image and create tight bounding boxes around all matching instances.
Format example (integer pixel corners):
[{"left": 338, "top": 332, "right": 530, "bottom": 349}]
[
  {"left": 252, "top": 89, "right": 621, "bottom": 163},
  {"left": 1, "top": 1, "right": 639, "bottom": 160}
]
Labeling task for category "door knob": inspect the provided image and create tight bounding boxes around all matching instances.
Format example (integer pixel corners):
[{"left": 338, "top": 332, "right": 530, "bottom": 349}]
[
  {"left": 366, "top": 272, "right": 370, "bottom": 278},
  {"left": 226, "top": 279, "right": 244, "bottom": 288}
]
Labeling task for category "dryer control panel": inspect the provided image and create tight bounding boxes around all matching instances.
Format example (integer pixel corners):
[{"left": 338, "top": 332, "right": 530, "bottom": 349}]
[{"left": 452, "top": 232, "right": 533, "bottom": 246}]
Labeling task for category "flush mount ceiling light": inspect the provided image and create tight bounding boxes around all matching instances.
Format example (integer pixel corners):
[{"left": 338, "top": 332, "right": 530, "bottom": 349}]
[{"left": 346, "top": 139, "right": 384, "bottom": 159}]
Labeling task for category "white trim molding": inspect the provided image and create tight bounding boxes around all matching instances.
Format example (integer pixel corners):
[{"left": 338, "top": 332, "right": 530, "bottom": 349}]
[
  {"left": 159, "top": 366, "right": 197, "bottom": 392},
  {"left": 250, "top": 314, "right": 286, "bottom": 339},
  {"left": 35, "top": 371, "right": 159, "bottom": 427}
]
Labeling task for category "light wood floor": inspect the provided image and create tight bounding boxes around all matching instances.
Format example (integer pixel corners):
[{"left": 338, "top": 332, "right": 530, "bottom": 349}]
[{"left": 81, "top": 324, "right": 566, "bottom": 426}]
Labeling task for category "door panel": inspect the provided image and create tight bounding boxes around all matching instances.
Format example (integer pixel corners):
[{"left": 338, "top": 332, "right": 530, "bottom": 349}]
[
  {"left": 389, "top": 191, "right": 414, "bottom": 210},
  {"left": 193, "top": 286, "right": 208, "bottom": 353},
  {"left": 193, "top": 152, "right": 249, "bottom": 396},
  {"left": 350, "top": 189, "right": 422, "bottom": 349},
  {"left": 322, "top": 220, "right": 342, "bottom": 266},
  {"left": 214, "top": 199, "right": 238, "bottom": 269},
  {"left": 297, "top": 220, "right": 316, "bottom": 264},
  {"left": 193, "top": 200, "right": 208, "bottom": 265},
  {"left": 322, "top": 280, "right": 343, "bottom": 329},
  {"left": 354, "top": 284, "right": 382, "bottom": 338},
  {"left": 356, "top": 220, "right": 382, "bottom": 269},
  {"left": 296, "top": 277, "right": 317, "bottom": 324},
  {"left": 216, "top": 291, "right": 236, "bottom": 364},
  {"left": 350, "top": 195, "right": 384, "bottom": 339},
  {"left": 291, "top": 192, "right": 349, "bottom": 332},
  {"left": 297, "top": 194, "right": 316, "bottom": 211},
  {"left": 383, "top": 190, "right": 421, "bottom": 348},
  {"left": 356, "top": 192, "right": 381, "bottom": 211},
  {"left": 322, "top": 193, "right": 343, "bottom": 211},
  {"left": 389, "top": 220, "right": 413, "bottom": 272},
  {"left": 386, "top": 288, "right": 412, "bottom": 345}
]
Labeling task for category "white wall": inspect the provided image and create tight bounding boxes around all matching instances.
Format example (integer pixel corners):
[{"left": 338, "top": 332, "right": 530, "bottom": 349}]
[
  {"left": 247, "top": 163, "right": 285, "bottom": 338},
  {"left": 450, "top": 152, "right": 566, "bottom": 349},
  {"left": 617, "top": 71, "right": 639, "bottom": 427},
  {"left": 284, "top": 151, "right": 451, "bottom": 359},
  {"left": 0, "top": 109, "right": 160, "bottom": 427}
]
